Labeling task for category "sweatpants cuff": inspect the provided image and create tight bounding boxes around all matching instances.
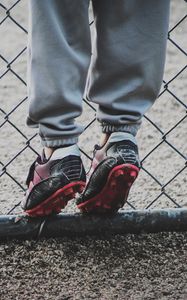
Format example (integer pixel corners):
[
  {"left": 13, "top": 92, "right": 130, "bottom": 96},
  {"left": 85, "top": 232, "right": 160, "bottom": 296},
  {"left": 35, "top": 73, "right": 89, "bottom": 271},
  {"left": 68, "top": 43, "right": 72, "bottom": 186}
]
[
  {"left": 101, "top": 123, "right": 141, "bottom": 137},
  {"left": 40, "top": 136, "right": 79, "bottom": 147}
]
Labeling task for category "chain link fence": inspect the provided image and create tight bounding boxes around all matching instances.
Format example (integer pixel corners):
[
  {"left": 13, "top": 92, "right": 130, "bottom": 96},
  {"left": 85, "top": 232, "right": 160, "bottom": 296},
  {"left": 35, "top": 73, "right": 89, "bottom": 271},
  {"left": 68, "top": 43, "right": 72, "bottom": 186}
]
[{"left": 0, "top": 1, "right": 187, "bottom": 220}]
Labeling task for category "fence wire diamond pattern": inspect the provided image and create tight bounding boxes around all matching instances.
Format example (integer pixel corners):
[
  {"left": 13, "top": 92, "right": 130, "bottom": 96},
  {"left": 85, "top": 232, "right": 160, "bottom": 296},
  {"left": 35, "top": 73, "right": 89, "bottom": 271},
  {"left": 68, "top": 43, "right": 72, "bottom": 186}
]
[{"left": 0, "top": 0, "right": 187, "bottom": 215}]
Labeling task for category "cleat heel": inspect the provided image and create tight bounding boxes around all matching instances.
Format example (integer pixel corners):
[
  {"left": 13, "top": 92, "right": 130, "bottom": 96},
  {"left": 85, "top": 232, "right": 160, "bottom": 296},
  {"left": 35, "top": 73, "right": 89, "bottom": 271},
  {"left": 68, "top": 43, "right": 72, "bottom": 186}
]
[
  {"left": 114, "top": 169, "right": 124, "bottom": 178},
  {"left": 130, "top": 171, "right": 137, "bottom": 178}
]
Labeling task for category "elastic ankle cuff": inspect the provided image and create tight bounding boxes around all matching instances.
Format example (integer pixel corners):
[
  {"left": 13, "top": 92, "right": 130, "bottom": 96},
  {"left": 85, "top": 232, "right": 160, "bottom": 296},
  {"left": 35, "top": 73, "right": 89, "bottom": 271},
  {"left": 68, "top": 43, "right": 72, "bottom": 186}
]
[
  {"left": 40, "top": 136, "right": 78, "bottom": 148},
  {"left": 101, "top": 123, "right": 140, "bottom": 137}
]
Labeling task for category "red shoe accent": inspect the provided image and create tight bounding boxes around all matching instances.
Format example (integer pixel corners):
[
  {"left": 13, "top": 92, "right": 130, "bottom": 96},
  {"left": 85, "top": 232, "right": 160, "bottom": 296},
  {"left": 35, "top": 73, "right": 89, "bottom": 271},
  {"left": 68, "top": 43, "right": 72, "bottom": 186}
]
[
  {"left": 77, "top": 164, "right": 139, "bottom": 214},
  {"left": 76, "top": 185, "right": 85, "bottom": 193},
  {"left": 25, "top": 181, "right": 86, "bottom": 217}
]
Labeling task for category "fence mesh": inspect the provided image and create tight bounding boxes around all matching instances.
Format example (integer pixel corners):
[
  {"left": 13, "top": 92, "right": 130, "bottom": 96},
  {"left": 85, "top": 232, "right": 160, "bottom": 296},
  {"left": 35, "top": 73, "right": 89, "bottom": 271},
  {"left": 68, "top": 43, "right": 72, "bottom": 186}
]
[{"left": 0, "top": 0, "right": 187, "bottom": 216}]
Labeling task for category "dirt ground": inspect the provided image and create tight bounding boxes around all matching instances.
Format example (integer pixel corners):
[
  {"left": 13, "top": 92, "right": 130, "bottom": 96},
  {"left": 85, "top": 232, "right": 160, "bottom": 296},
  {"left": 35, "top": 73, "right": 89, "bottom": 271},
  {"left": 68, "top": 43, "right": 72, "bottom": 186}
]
[
  {"left": 0, "top": 232, "right": 187, "bottom": 300},
  {"left": 0, "top": 1, "right": 187, "bottom": 299}
]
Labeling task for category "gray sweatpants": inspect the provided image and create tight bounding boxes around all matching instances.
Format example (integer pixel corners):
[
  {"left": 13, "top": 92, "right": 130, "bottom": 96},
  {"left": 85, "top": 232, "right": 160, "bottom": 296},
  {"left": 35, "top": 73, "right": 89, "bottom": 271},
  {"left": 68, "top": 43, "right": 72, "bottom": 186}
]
[{"left": 27, "top": 0, "right": 170, "bottom": 147}]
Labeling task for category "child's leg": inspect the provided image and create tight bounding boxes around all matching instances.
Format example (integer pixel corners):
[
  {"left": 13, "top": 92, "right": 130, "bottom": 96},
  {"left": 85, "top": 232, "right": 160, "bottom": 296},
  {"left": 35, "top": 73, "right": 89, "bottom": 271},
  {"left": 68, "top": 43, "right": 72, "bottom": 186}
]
[
  {"left": 87, "top": 0, "right": 170, "bottom": 136},
  {"left": 27, "top": 0, "right": 91, "bottom": 148},
  {"left": 77, "top": 0, "right": 170, "bottom": 213},
  {"left": 24, "top": 1, "right": 91, "bottom": 216}
]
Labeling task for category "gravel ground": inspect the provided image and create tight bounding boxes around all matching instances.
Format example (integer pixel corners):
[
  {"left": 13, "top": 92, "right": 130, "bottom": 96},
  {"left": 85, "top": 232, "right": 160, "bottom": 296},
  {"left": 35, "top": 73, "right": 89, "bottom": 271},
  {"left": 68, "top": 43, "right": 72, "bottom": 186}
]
[
  {"left": 0, "top": 233, "right": 187, "bottom": 300},
  {"left": 0, "top": 1, "right": 187, "bottom": 299}
]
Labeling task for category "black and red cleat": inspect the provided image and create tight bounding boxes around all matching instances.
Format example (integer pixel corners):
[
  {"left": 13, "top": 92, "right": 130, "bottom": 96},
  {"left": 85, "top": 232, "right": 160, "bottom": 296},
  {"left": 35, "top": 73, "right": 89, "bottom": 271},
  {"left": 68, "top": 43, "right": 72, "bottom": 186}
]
[
  {"left": 76, "top": 132, "right": 140, "bottom": 214},
  {"left": 22, "top": 145, "right": 86, "bottom": 217}
]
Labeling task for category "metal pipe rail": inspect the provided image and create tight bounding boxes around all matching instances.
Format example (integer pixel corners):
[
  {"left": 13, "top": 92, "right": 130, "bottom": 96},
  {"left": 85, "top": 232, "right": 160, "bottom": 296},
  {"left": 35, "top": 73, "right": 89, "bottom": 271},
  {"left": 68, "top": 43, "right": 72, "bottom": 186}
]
[{"left": 0, "top": 208, "right": 187, "bottom": 241}]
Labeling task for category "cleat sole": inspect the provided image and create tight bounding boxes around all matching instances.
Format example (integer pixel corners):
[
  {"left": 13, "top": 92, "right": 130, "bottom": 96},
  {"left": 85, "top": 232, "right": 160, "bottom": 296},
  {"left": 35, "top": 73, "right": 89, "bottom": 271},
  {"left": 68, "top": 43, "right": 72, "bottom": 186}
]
[
  {"left": 77, "top": 164, "right": 139, "bottom": 214},
  {"left": 25, "top": 181, "right": 85, "bottom": 217}
]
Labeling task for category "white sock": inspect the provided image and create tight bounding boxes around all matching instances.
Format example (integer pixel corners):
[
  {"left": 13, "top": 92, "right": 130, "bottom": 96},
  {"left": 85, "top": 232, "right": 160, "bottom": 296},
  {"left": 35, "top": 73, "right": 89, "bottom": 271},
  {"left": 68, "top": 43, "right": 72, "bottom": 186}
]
[
  {"left": 50, "top": 144, "right": 80, "bottom": 160},
  {"left": 108, "top": 132, "right": 137, "bottom": 145}
]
